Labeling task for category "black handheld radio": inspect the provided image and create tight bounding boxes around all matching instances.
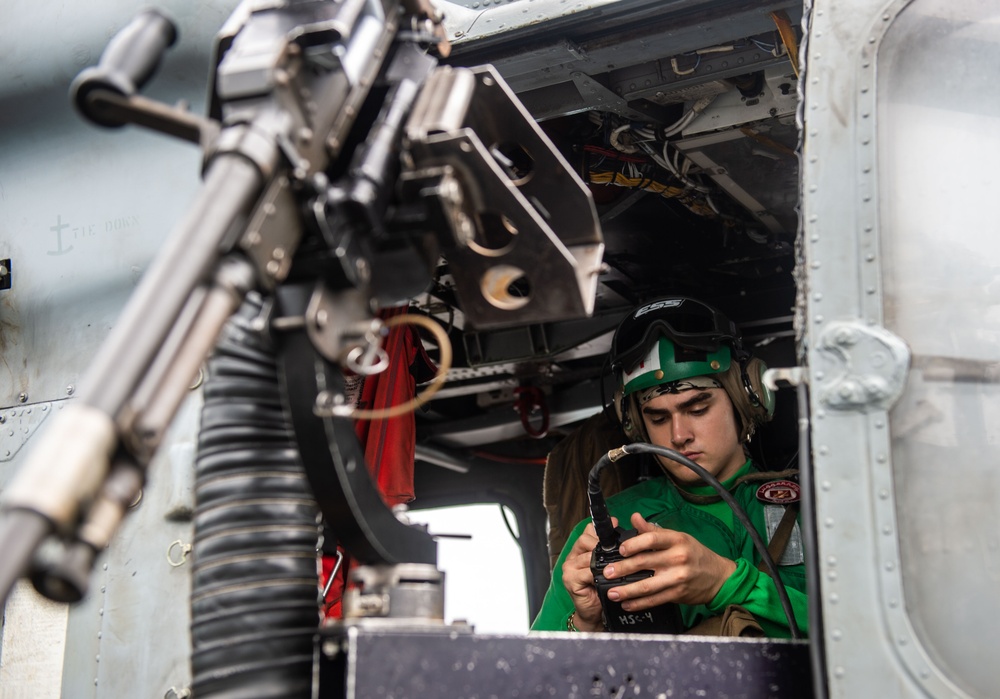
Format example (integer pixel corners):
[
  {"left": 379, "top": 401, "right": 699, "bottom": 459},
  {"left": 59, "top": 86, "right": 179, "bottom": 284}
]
[{"left": 587, "top": 450, "right": 684, "bottom": 634}]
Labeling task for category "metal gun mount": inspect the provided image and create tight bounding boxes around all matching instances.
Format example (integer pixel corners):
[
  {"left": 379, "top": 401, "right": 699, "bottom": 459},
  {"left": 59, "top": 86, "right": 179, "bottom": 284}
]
[
  {"left": 403, "top": 64, "right": 604, "bottom": 328},
  {"left": 0, "top": 0, "right": 603, "bottom": 612}
]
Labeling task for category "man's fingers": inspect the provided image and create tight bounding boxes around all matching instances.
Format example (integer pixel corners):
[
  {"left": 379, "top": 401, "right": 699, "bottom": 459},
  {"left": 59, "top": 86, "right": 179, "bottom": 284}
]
[
  {"left": 618, "top": 527, "right": 682, "bottom": 558},
  {"left": 631, "top": 512, "right": 654, "bottom": 532},
  {"left": 604, "top": 547, "right": 672, "bottom": 581},
  {"left": 615, "top": 585, "right": 678, "bottom": 612}
]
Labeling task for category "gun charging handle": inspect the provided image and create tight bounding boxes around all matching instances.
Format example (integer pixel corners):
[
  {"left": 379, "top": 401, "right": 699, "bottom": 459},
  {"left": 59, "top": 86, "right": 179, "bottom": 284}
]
[{"left": 71, "top": 9, "right": 178, "bottom": 127}]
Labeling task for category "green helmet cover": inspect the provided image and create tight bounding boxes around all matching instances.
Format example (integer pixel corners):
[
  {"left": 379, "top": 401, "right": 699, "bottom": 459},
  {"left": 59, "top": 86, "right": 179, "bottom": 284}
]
[{"left": 621, "top": 336, "right": 731, "bottom": 396}]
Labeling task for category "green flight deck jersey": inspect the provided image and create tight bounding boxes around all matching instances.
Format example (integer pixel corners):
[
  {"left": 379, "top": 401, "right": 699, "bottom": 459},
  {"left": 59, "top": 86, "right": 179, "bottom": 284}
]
[{"left": 531, "top": 461, "right": 809, "bottom": 638}]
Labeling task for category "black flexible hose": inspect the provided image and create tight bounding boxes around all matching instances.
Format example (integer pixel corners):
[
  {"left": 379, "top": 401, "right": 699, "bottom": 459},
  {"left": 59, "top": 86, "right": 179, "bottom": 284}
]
[{"left": 191, "top": 296, "right": 319, "bottom": 698}]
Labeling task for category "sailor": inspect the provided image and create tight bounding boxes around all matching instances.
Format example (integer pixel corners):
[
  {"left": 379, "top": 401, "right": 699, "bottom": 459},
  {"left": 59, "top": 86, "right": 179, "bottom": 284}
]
[{"left": 531, "top": 297, "right": 808, "bottom": 637}]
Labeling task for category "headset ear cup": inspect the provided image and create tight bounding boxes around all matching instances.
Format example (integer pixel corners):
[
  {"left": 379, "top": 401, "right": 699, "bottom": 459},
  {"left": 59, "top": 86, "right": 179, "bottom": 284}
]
[
  {"left": 614, "top": 386, "right": 633, "bottom": 439},
  {"left": 624, "top": 396, "right": 648, "bottom": 442},
  {"left": 751, "top": 360, "right": 776, "bottom": 417},
  {"left": 614, "top": 387, "right": 645, "bottom": 441}
]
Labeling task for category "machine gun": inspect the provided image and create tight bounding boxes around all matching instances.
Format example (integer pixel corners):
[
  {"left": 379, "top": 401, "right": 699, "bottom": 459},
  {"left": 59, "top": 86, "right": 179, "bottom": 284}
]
[{"left": 0, "top": 0, "right": 602, "bottom": 693}]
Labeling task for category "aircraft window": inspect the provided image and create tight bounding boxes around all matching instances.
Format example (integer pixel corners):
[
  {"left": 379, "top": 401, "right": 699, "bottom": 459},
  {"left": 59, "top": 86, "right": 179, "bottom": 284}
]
[
  {"left": 878, "top": 2, "right": 1000, "bottom": 695},
  {"left": 406, "top": 504, "right": 529, "bottom": 634}
]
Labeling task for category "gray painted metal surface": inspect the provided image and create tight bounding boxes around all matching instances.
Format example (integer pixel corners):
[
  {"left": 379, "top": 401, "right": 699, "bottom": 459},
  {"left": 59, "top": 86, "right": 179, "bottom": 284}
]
[
  {"left": 0, "top": 0, "right": 237, "bottom": 409},
  {"left": 802, "top": 0, "right": 995, "bottom": 696},
  {"left": 440, "top": 0, "right": 623, "bottom": 43},
  {"left": 0, "top": 1, "right": 237, "bottom": 696},
  {"left": 802, "top": 0, "right": 927, "bottom": 695},
  {"left": 440, "top": 0, "right": 801, "bottom": 121},
  {"left": 875, "top": 2, "right": 1000, "bottom": 696}
]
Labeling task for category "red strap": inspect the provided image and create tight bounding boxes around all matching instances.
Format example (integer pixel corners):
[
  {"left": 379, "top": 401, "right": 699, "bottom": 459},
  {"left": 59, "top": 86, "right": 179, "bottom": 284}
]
[{"left": 514, "top": 386, "right": 549, "bottom": 438}]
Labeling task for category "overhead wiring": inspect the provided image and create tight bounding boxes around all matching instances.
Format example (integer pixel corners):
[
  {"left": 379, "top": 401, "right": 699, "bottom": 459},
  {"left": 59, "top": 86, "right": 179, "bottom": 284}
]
[{"left": 580, "top": 92, "right": 734, "bottom": 219}]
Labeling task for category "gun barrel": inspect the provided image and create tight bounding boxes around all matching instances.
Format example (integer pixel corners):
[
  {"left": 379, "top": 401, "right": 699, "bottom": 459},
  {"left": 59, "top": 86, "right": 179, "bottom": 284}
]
[{"left": 0, "top": 153, "right": 268, "bottom": 608}]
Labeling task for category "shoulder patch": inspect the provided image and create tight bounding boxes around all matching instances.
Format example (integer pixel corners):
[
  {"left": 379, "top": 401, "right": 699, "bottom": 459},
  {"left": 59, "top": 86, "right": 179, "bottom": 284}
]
[{"left": 755, "top": 479, "right": 800, "bottom": 504}]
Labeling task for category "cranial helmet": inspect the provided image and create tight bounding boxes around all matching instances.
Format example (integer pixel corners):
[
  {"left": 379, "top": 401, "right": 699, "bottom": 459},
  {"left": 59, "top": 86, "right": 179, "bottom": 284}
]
[{"left": 610, "top": 297, "right": 774, "bottom": 442}]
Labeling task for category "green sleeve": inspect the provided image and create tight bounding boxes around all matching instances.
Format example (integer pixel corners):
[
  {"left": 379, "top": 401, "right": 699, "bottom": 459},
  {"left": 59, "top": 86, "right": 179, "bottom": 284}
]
[
  {"left": 708, "top": 557, "right": 810, "bottom": 639},
  {"left": 530, "top": 519, "right": 590, "bottom": 631}
]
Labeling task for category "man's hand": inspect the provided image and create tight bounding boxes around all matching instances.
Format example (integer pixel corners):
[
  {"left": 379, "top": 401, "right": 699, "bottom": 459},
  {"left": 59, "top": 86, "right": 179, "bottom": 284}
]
[
  {"left": 599, "top": 512, "right": 737, "bottom": 611},
  {"left": 560, "top": 518, "right": 618, "bottom": 631}
]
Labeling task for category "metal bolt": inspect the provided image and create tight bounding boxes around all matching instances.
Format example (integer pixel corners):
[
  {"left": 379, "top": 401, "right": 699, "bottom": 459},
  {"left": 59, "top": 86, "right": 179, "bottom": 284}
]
[
  {"left": 17, "top": 393, "right": 27, "bottom": 403},
  {"left": 355, "top": 258, "right": 370, "bottom": 282},
  {"left": 835, "top": 328, "right": 856, "bottom": 346},
  {"left": 67, "top": 385, "right": 75, "bottom": 396}
]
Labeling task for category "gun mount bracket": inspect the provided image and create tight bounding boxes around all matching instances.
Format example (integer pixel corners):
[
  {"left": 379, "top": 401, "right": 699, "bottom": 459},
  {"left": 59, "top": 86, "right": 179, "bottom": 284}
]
[
  {"left": 404, "top": 65, "right": 604, "bottom": 329},
  {"left": 239, "top": 175, "right": 302, "bottom": 287}
]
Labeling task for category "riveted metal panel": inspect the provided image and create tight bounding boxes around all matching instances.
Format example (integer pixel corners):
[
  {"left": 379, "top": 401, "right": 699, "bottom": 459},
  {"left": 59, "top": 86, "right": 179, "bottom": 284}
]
[
  {"left": 802, "top": 0, "right": 982, "bottom": 697},
  {"left": 0, "top": 1, "right": 236, "bottom": 696},
  {"left": 0, "top": 0, "right": 238, "bottom": 410}
]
